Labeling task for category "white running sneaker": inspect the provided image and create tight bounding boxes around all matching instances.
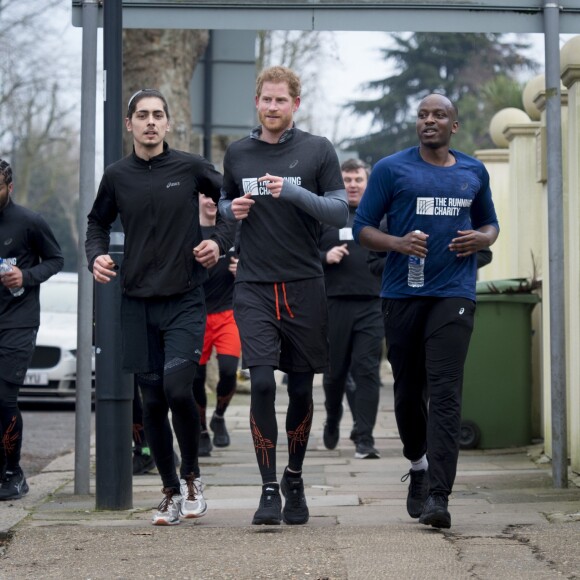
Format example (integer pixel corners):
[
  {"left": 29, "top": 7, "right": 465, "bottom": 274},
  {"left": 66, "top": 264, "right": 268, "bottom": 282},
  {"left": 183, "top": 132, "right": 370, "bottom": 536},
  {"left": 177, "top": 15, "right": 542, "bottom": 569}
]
[
  {"left": 179, "top": 475, "right": 208, "bottom": 519},
  {"left": 152, "top": 487, "right": 182, "bottom": 526}
]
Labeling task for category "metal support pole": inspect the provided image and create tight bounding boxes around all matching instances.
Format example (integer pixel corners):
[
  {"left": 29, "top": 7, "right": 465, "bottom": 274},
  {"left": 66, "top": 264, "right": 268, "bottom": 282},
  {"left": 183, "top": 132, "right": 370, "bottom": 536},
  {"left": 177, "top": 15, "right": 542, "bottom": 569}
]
[
  {"left": 543, "top": 1, "right": 568, "bottom": 488},
  {"left": 75, "top": 0, "right": 99, "bottom": 496},
  {"left": 95, "top": 0, "right": 133, "bottom": 510},
  {"left": 203, "top": 30, "right": 214, "bottom": 162}
]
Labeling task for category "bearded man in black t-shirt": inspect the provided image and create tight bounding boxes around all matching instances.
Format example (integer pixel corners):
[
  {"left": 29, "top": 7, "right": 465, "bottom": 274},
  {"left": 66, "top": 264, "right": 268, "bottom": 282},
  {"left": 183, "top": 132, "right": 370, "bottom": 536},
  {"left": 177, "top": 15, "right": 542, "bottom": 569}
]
[{"left": 219, "top": 66, "right": 348, "bottom": 526}]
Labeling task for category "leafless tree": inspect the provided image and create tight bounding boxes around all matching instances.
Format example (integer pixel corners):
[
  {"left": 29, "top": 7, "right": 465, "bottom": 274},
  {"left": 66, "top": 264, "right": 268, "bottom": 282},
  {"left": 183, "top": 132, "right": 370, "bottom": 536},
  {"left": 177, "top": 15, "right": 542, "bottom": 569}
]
[
  {"left": 0, "top": 0, "right": 81, "bottom": 268},
  {"left": 256, "top": 30, "right": 338, "bottom": 134}
]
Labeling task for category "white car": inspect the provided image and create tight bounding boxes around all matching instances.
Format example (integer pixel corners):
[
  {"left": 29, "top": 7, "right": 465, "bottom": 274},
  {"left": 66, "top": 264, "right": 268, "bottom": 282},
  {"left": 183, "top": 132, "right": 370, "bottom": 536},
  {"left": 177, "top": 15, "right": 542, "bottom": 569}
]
[{"left": 22, "top": 271, "right": 95, "bottom": 402}]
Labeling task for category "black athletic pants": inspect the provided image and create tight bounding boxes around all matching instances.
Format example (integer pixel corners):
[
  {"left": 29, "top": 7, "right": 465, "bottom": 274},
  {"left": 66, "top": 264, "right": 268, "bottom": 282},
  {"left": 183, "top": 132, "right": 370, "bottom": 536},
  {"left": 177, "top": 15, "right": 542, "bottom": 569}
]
[
  {"left": 383, "top": 297, "right": 475, "bottom": 497},
  {"left": 323, "top": 297, "right": 383, "bottom": 444}
]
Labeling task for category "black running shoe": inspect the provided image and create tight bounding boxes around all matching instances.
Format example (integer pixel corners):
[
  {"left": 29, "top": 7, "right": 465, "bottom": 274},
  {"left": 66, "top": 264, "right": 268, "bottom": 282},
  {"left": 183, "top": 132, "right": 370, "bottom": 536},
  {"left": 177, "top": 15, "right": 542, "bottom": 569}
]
[
  {"left": 252, "top": 484, "right": 282, "bottom": 525},
  {"left": 280, "top": 469, "right": 309, "bottom": 525},
  {"left": 133, "top": 452, "right": 156, "bottom": 475},
  {"left": 198, "top": 430, "right": 213, "bottom": 457},
  {"left": 419, "top": 494, "right": 451, "bottom": 529},
  {"left": 0, "top": 468, "right": 29, "bottom": 501},
  {"left": 323, "top": 421, "right": 340, "bottom": 450},
  {"left": 210, "top": 413, "right": 230, "bottom": 447},
  {"left": 401, "top": 468, "right": 429, "bottom": 518},
  {"left": 354, "top": 440, "right": 380, "bottom": 459}
]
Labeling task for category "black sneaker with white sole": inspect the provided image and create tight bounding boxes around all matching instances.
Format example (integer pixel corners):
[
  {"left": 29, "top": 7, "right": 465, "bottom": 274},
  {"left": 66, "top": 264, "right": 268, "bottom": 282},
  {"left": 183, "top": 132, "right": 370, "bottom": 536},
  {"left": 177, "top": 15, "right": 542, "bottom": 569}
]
[
  {"left": 280, "top": 469, "right": 309, "bottom": 525},
  {"left": 0, "top": 468, "right": 29, "bottom": 501},
  {"left": 419, "top": 493, "right": 451, "bottom": 529},
  {"left": 252, "top": 483, "right": 282, "bottom": 525},
  {"left": 354, "top": 440, "right": 380, "bottom": 459}
]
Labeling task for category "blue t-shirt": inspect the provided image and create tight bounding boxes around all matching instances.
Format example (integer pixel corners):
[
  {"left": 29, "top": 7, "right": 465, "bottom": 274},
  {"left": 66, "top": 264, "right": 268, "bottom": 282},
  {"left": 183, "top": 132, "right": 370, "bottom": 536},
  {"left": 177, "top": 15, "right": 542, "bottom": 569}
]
[{"left": 353, "top": 146, "right": 499, "bottom": 301}]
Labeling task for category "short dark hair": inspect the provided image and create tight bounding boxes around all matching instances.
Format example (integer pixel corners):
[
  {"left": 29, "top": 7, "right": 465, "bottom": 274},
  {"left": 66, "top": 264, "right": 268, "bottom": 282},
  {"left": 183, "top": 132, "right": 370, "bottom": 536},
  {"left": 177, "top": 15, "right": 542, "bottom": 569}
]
[
  {"left": 126, "top": 89, "right": 170, "bottom": 120},
  {"left": 0, "top": 159, "right": 12, "bottom": 186},
  {"left": 341, "top": 158, "right": 370, "bottom": 177}
]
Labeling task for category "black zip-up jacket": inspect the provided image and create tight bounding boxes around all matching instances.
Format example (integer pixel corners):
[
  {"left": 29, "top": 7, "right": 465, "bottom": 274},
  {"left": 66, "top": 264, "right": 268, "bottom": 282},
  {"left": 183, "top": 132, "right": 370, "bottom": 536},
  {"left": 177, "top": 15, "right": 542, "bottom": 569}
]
[
  {"left": 85, "top": 143, "right": 231, "bottom": 298},
  {"left": 0, "top": 198, "right": 64, "bottom": 329}
]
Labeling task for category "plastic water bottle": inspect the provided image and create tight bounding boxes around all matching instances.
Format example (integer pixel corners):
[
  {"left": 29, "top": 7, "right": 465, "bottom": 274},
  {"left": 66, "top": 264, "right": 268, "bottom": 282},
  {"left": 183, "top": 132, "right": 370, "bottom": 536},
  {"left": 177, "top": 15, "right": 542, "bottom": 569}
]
[
  {"left": 407, "top": 230, "right": 425, "bottom": 288},
  {"left": 0, "top": 259, "right": 24, "bottom": 297}
]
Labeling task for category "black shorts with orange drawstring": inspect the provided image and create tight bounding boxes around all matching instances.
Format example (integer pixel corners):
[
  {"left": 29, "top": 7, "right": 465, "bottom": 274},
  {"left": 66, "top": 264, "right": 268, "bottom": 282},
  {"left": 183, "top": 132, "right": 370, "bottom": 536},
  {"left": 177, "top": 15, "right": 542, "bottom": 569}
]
[{"left": 233, "top": 278, "right": 329, "bottom": 374}]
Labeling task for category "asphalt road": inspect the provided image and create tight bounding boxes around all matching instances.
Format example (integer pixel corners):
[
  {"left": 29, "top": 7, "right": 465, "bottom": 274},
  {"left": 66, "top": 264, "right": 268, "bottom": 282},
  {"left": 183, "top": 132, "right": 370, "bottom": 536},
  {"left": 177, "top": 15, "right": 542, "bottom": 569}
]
[{"left": 18, "top": 408, "right": 91, "bottom": 477}]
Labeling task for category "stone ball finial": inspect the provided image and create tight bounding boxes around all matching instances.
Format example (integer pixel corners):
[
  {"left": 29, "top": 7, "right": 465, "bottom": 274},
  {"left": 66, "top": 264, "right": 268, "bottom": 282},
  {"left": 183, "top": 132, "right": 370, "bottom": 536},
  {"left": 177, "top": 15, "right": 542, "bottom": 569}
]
[
  {"left": 561, "top": 35, "right": 580, "bottom": 71},
  {"left": 561, "top": 35, "right": 580, "bottom": 88},
  {"left": 522, "top": 75, "right": 544, "bottom": 121},
  {"left": 489, "top": 107, "right": 532, "bottom": 148}
]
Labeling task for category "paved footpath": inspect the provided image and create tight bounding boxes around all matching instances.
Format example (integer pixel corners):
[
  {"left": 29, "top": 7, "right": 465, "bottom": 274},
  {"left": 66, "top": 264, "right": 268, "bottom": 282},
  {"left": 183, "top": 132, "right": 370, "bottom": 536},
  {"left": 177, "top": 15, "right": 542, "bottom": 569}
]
[{"left": 1, "top": 367, "right": 580, "bottom": 579}]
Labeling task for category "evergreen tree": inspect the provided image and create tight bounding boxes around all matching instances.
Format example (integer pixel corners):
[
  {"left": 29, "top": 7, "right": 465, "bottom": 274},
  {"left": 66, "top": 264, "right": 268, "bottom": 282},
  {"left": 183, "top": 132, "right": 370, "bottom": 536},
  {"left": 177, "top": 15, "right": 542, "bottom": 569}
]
[{"left": 345, "top": 33, "right": 537, "bottom": 163}]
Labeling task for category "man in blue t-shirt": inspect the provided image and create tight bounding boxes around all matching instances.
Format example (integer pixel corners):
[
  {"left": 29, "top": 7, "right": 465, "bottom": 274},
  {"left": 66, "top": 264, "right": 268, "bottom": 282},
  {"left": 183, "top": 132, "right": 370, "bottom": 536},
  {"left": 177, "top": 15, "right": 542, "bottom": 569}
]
[{"left": 353, "top": 93, "right": 499, "bottom": 529}]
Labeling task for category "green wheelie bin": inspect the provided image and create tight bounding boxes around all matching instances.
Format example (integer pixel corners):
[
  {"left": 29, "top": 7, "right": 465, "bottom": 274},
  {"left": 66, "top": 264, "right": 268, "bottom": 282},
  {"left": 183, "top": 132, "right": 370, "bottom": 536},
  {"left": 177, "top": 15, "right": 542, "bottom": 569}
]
[{"left": 460, "top": 279, "right": 540, "bottom": 450}]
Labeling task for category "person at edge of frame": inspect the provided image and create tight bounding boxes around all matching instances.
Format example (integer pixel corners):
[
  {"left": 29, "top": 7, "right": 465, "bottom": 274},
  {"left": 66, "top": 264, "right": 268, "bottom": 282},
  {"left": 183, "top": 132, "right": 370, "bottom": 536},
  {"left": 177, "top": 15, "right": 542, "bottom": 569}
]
[{"left": 0, "top": 158, "right": 64, "bottom": 501}]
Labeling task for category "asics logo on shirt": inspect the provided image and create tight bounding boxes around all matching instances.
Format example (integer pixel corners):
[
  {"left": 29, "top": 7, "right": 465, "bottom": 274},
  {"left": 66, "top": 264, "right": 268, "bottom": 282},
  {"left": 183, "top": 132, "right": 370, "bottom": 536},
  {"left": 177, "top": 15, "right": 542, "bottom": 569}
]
[
  {"left": 166, "top": 181, "right": 180, "bottom": 189},
  {"left": 4, "top": 238, "right": 12, "bottom": 246}
]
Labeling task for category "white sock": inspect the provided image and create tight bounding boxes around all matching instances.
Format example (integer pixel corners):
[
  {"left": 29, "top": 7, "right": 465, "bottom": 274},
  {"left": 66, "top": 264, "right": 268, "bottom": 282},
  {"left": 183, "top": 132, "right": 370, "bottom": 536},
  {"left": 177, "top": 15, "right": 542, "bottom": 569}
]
[{"left": 410, "top": 454, "right": 428, "bottom": 471}]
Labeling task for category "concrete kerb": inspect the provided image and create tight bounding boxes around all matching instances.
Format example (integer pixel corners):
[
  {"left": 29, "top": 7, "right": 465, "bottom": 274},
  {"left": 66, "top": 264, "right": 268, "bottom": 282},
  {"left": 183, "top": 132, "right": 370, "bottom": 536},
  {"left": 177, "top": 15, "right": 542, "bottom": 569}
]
[{"left": 0, "top": 451, "right": 76, "bottom": 535}]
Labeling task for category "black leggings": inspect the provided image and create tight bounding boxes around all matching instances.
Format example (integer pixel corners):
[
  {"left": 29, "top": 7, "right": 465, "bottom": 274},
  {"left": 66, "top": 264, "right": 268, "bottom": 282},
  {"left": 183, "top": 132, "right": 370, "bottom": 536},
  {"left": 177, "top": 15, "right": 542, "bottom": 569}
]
[
  {"left": 249, "top": 365, "right": 314, "bottom": 483},
  {"left": 0, "top": 378, "right": 22, "bottom": 471},
  {"left": 137, "top": 359, "right": 200, "bottom": 491},
  {"left": 132, "top": 376, "right": 148, "bottom": 451},
  {"left": 192, "top": 354, "right": 238, "bottom": 430}
]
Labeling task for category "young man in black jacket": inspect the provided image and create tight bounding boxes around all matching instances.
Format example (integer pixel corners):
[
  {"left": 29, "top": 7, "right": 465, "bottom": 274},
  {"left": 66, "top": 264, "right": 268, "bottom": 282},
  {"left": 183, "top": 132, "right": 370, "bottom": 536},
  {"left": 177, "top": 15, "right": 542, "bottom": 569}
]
[
  {"left": 219, "top": 66, "right": 348, "bottom": 526},
  {"left": 0, "top": 159, "right": 64, "bottom": 500},
  {"left": 86, "top": 89, "right": 231, "bottom": 526}
]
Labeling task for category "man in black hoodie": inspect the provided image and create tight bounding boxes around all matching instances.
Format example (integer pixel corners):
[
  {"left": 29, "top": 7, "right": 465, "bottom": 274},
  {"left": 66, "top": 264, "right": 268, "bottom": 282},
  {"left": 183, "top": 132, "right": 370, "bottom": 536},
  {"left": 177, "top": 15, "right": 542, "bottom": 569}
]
[{"left": 86, "top": 89, "right": 231, "bottom": 526}]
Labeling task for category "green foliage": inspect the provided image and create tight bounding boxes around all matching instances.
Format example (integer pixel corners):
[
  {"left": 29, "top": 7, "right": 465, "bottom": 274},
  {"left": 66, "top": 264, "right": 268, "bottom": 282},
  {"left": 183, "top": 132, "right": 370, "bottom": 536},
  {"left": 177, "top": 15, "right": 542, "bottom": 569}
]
[{"left": 344, "top": 33, "right": 538, "bottom": 164}]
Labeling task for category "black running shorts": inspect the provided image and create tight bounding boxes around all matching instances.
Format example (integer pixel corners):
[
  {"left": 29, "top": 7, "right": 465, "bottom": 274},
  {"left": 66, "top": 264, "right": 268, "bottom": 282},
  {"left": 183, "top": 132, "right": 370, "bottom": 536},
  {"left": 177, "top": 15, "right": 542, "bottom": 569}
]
[
  {"left": 233, "top": 278, "right": 329, "bottom": 373},
  {"left": 121, "top": 286, "right": 206, "bottom": 373},
  {"left": 0, "top": 327, "right": 38, "bottom": 385}
]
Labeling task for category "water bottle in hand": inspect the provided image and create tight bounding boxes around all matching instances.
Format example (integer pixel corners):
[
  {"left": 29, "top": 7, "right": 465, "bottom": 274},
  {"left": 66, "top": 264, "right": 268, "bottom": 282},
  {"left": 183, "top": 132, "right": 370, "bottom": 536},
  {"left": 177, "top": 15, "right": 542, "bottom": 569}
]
[
  {"left": 0, "top": 259, "right": 24, "bottom": 297},
  {"left": 407, "top": 230, "right": 425, "bottom": 288}
]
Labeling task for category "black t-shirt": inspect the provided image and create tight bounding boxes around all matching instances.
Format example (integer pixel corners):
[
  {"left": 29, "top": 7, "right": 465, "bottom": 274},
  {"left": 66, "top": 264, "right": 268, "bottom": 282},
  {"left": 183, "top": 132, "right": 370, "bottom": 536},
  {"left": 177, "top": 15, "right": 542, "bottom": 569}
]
[
  {"left": 222, "top": 128, "right": 344, "bottom": 283},
  {"left": 201, "top": 224, "right": 236, "bottom": 314}
]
